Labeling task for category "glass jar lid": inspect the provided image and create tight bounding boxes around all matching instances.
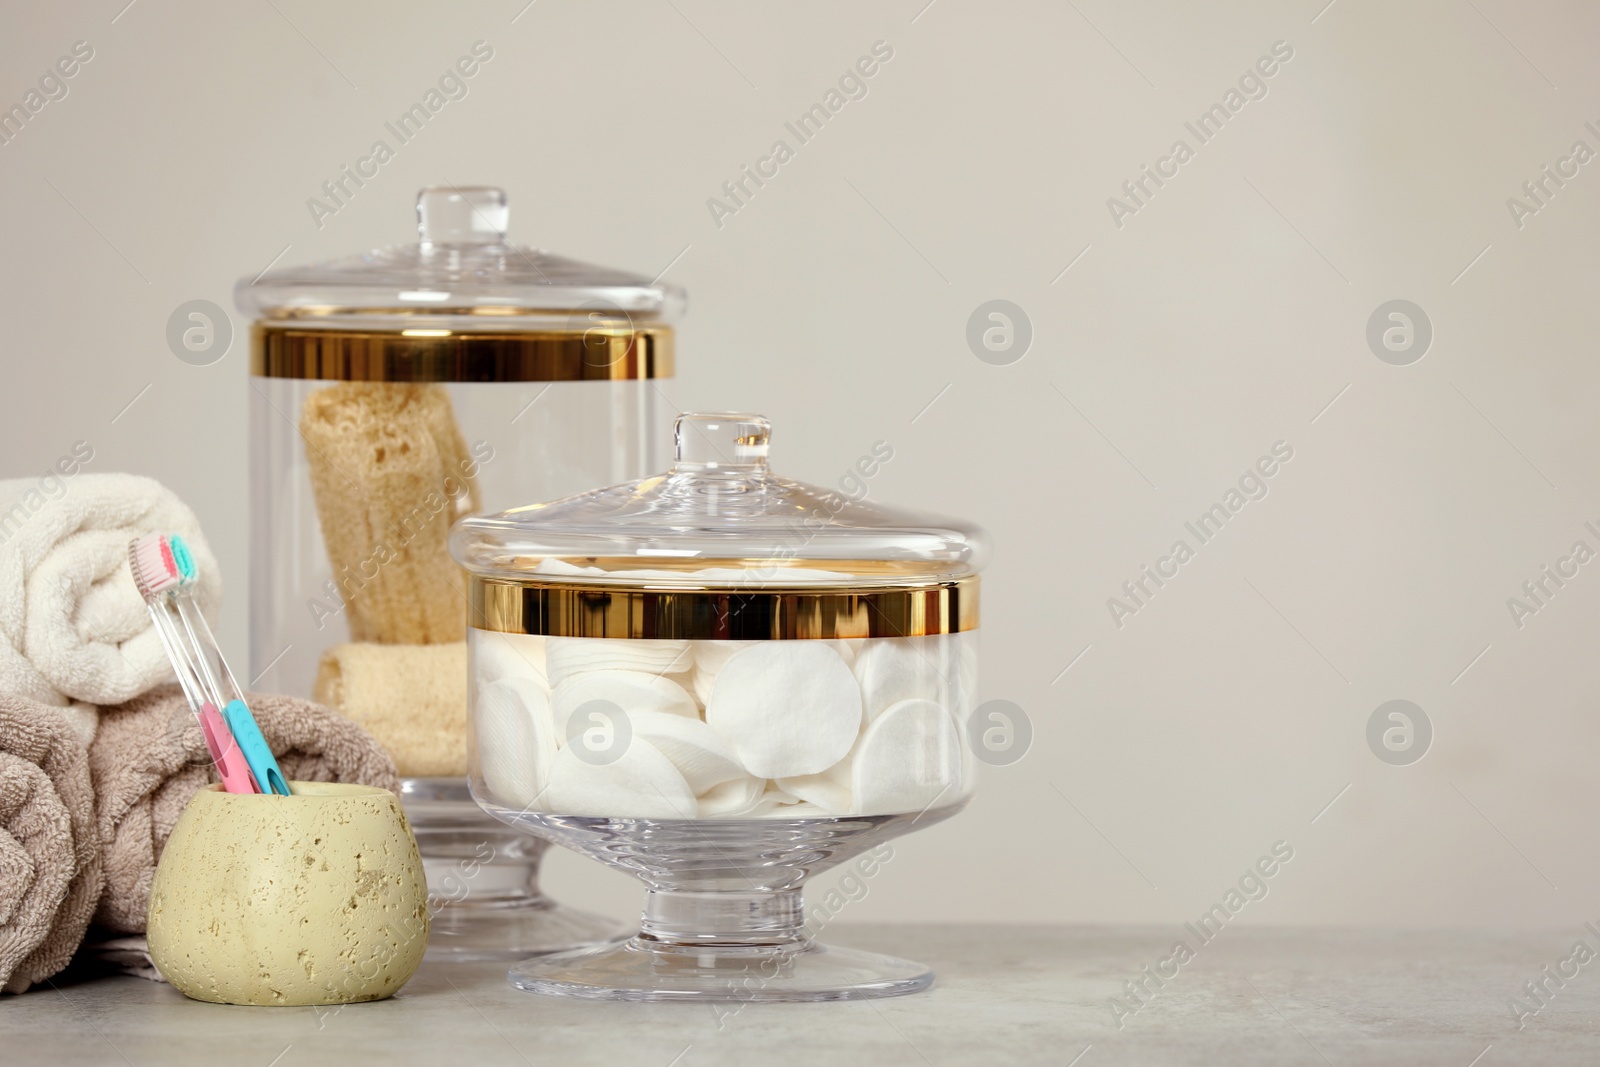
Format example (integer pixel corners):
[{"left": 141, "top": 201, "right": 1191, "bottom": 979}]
[
  {"left": 450, "top": 414, "right": 986, "bottom": 640},
  {"left": 238, "top": 186, "right": 682, "bottom": 382}
]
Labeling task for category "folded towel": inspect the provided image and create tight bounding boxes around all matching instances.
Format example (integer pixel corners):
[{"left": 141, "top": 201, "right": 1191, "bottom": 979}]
[
  {"left": 0, "top": 695, "right": 103, "bottom": 993},
  {"left": 88, "top": 686, "right": 400, "bottom": 933},
  {"left": 313, "top": 642, "right": 468, "bottom": 777},
  {"left": 299, "top": 383, "right": 478, "bottom": 645},
  {"left": 0, "top": 473, "right": 220, "bottom": 744}
]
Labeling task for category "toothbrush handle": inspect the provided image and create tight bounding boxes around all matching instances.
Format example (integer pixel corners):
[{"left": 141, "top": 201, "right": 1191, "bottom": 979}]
[
  {"left": 200, "top": 703, "right": 257, "bottom": 794},
  {"left": 223, "top": 699, "right": 291, "bottom": 796}
]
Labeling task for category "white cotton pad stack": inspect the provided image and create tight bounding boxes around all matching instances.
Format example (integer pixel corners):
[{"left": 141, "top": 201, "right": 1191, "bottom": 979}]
[
  {"left": 750, "top": 783, "right": 802, "bottom": 814},
  {"left": 531, "top": 560, "right": 859, "bottom": 583},
  {"left": 545, "top": 636, "right": 693, "bottom": 687},
  {"left": 697, "top": 775, "right": 765, "bottom": 817},
  {"left": 852, "top": 638, "right": 947, "bottom": 722},
  {"left": 690, "top": 641, "right": 743, "bottom": 706},
  {"left": 776, "top": 768, "right": 851, "bottom": 815},
  {"left": 474, "top": 631, "right": 548, "bottom": 687},
  {"left": 769, "top": 801, "right": 830, "bottom": 818},
  {"left": 552, "top": 670, "right": 697, "bottom": 739},
  {"left": 950, "top": 632, "right": 980, "bottom": 724},
  {"left": 751, "top": 785, "right": 829, "bottom": 819},
  {"left": 542, "top": 741, "right": 698, "bottom": 819},
  {"left": 706, "top": 643, "right": 862, "bottom": 778},
  {"left": 826, "top": 639, "right": 862, "bottom": 667},
  {"left": 533, "top": 558, "right": 597, "bottom": 576},
  {"left": 630, "top": 711, "right": 746, "bottom": 794},
  {"left": 684, "top": 567, "right": 759, "bottom": 582},
  {"left": 852, "top": 698, "right": 962, "bottom": 814},
  {"left": 470, "top": 627, "right": 973, "bottom": 820},
  {"left": 474, "top": 677, "right": 557, "bottom": 810}
]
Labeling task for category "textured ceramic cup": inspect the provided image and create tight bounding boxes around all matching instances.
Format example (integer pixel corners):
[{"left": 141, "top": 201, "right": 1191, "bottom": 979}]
[{"left": 147, "top": 782, "right": 429, "bottom": 1006}]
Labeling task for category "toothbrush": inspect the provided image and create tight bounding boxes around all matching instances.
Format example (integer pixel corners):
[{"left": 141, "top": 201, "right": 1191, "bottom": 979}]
[
  {"left": 129, "top": 534, "right": 290, "bottom": 795},
  {"left": 168, "top": 536, "right": 292, "bottom": 796},
  {"left": 129, "top": 534, "right": 254, "bottom": 794}
]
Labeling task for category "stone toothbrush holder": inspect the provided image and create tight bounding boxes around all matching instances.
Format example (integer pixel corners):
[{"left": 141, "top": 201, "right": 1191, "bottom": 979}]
[{"left": 146, "top": 782, "right": 430, "bottom": 1006}]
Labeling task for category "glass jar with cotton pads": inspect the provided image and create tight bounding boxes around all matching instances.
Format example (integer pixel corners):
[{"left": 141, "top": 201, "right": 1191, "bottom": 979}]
[
  {"left": 236, "top": 186, "right": 679, "bottom": 961},
  {"left": 451, "top": 413, "right": 986, "bottom": 1001}
]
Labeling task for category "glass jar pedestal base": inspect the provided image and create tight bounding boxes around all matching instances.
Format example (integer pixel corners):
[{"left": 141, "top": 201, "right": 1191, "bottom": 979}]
[
  {"left": 506, "top": 913, "right": 933, "bottom": 1002},
  {"left": 400, "top": 778, "right": 629, "bottom": 962},
  {"left": 484, "top": 803, "right": 964, "bottom": 1002}
]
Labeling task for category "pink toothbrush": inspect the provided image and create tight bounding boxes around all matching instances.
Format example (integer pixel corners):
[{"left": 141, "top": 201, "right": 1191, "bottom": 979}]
[{"left": 129, "top": 534, "right": 257, "bottom": 794}]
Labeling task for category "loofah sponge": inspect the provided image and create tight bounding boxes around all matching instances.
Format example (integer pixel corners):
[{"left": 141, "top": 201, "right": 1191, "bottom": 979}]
[
  {"left": 299, "top": 383, "right": 479, "bottom": 644},
  {"left": 313, "top": 642, "right": 468, "bottom": 778}
]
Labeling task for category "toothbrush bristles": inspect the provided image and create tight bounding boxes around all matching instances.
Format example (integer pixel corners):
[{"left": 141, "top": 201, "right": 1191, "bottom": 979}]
[
  {"left": 128, "top": 534, "right": 179, "bottom": 601},
  {"left": 166, "top": 534, "right": 198, "bottom": 587}
]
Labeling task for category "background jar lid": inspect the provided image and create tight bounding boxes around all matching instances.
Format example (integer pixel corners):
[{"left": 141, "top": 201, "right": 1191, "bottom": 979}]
[{"left": 237, "top": 186, "right": 682, "bottom": 382}]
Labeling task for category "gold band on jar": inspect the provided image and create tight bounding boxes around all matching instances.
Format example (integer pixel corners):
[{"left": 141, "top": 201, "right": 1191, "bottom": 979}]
[
  {"left": 467, "top": 577, "right": 979, "bottom": 640},
  {"left": 251, "top": 323, "right": 673, "bottom": 382}
]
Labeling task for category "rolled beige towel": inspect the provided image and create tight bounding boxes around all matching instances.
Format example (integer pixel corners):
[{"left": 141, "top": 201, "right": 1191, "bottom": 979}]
[
  {"left": 87, "top": 686, "right": 400, "bottom": 934},
  {"left": 314, "top": 642, "right": 467, "bottom": 778},
  {"left": 0, "top": 695, "right": 103, "bottom": 994},
  {"left": 299, "top": 383, "right": 478, "bottom": 645}
]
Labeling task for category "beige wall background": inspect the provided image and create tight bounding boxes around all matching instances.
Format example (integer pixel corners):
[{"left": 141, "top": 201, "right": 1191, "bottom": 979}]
[{"left": 2, "top": 0, "right": 1597, "bottom": 931}]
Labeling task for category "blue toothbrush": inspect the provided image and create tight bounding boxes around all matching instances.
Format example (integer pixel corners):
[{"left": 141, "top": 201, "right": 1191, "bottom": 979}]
[{"left": 223, "top": 700, "right": 290, "bottom": 796}]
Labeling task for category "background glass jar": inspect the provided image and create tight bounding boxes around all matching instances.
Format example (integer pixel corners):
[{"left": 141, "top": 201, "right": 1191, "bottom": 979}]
[
  {"left": 238, "top": 186, "right": 682, "bottom": 960},
  {"left": 452, "top": 413, "right": 987, "bottom": 1000}
]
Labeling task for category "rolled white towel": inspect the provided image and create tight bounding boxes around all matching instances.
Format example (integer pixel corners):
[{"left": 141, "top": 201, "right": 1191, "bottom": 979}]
[{"left": 0, "top": 473, "right": 220, "bottom": 740}]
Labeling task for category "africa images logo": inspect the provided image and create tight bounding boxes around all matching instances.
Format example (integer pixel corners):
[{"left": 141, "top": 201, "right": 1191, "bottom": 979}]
[
  {"left": 1105, "top": 41, "right": 1295, "bottom": 229},
  {"left": 1107, "top": 441, "right": 1294, "bottom": 629},
  {"left": 705, "top": 41, "right": 895, "bottom": 229}
]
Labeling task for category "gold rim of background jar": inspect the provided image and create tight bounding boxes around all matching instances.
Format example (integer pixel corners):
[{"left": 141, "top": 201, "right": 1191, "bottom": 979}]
[
  {"left": 251, "top": 321, "right": 673, "bottom": 382},
  {"left": 467, "top": 576, "right": 979, "bottom": 640}
]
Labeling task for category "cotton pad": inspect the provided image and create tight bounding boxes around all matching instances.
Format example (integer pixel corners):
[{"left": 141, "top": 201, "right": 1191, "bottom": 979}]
[
  {"left": 749, "top": 783, "right": 804, "bottom": 815},
  {"left": 534, "top": 558, "right": 603, "bottom": 576},
  {"left": 691, "top": 640, "right": 745, "bottom": 707},
  {"left": 706, "top": 643, "right": 861, "bottom": 778},
  {"left": 826, "top": 639, "right": 862, "bottom": 668},
  {"left": 744, "top": 786, "right": 828, "bottom": 818},
  {"left": 475, "top": 677, "right": 557, "bottom": 810},
  {"left": 951, "top": 633, "right": 979, "bottom": 721},
  {"left": 777, "top": 768, "right": 852, "bottom": 815},
  {"left": 852, "top": 638, "right": 945, "bottom": 721},
  {"left": 688, "top": 567, "right": 767, "bottom": 582},
  {"left": 474, "top": 630, "right": 547, "bottom": 687},
  {"left": 545, "top": 637, "right": 693, "bottom": 687},
  {"left": 763, "top": 800, "right": 829, "bottom": 819},
  {"left": 852, "top": 698, "right": 962, "bottom": 815},
  {"left": 631, "top": 710, "right": 747, "bottom": 794},
  {"left": 542, "top": 739, "right": 697, "bottom": 819},
  {"left": 696, "top": 775, "right": 766, "bottom": 817},
  {"left": 694, "top": 640, "right": 745, "bottom": 675},
  {"left": 552, "top": 670, "right": 698, "bottom": 741}
]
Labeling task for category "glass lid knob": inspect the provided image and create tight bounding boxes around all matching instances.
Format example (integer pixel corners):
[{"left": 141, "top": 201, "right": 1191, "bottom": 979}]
[
  {"left": 673, "top": 413, "right": 770, "bottom": 471},
  {"left": 417, "top": 185, "right": 508, "bottom": 247}
]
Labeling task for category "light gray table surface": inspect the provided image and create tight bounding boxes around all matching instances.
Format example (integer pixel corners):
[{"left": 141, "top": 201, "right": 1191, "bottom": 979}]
[{"left": 4, "top": 925, "right": 1597, "bottom": 1065}]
